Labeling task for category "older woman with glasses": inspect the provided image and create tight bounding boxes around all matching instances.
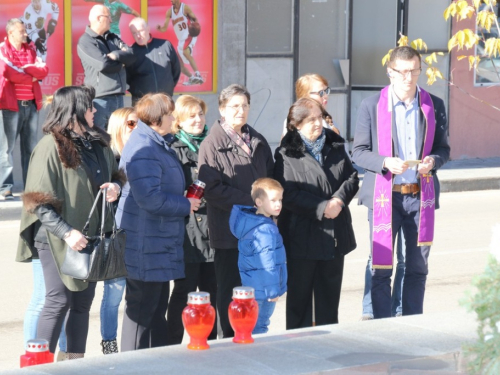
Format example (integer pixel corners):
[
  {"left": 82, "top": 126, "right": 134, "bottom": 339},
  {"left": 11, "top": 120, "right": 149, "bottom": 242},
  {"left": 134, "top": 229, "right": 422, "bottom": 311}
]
[
  {"left": 275, "top": 97, "right": 359, "bottom": 330},
  {"left": 198, "top": 84, "right": 274, "bottom": 338},
  {"left": 117, "top": 93, "right": 200, "bottom": 351},
  {"left": 282, "top": 73, "right": 339, "bottom": 136}
]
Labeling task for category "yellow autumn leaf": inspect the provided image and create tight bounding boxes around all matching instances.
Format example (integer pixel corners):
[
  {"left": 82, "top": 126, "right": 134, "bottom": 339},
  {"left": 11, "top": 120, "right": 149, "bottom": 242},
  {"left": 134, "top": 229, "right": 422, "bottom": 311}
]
[
  {"left": 458, "top": 3, "right": 475, "bottom": 20},
  {"left": 437, "top": 52, "right": 445, "bottom": 56},
  {"left": 426, "top": 67, "right": 437, "bottom": 85},
  {"left": 411, "top": 38, "right": 428, "bottom": 52},
  {"left": 484, "top": 37, "right": 500, "bottom": 57},
  {"left": 457, "top": 55, "right": 468, "bottom": 61},
  {"left": 457, "top": 30, "right": 466, "bottom": 50},
  {"left": 443, "top": 3, "right": 455, "bottom": 20},
  {"left": 424, "top": 53, "right": 438, "bottom": 65},
  {"left": 468, "top": 55, "right": 481, "bottom": 70},
  {"left": 473, "top": 0, "right": 482, "bottom": 10},
  {"left": 398, "top": 35, "right": 409, "bottom": 47},
  {"left": 464, "top": 29, "right": 480, "bottom": 49},
  {"left": 381, "top": 50, "right": 392, "bottom": 66},
  {"left": 477, "top": 10, "right": 496, "bottom": 32}
]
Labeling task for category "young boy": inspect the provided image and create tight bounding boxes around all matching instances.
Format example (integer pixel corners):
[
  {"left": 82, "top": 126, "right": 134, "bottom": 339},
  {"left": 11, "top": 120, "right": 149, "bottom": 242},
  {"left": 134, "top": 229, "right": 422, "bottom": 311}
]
[{"left": 229, "top": 178, "right": 288, "bottom": 334}]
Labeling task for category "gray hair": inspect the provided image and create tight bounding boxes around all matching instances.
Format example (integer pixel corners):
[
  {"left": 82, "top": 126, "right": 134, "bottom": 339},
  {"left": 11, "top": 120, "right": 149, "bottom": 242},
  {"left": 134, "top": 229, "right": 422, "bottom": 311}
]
[
  {"left": 218, "top": 84, "right": 251, "bottom": 108},
  {"left": 6, "top": 18, "right": 24, "bottom": 34}
]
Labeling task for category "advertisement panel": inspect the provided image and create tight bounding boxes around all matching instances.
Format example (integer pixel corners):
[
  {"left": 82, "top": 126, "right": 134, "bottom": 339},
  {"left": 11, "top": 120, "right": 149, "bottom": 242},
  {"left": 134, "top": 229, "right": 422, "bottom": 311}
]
[
  {"left": 0, "top": 0, "right": 65, "bottom": 95},
  {"left": 148, "top": 0, "right": 216, "bottom": 93}
]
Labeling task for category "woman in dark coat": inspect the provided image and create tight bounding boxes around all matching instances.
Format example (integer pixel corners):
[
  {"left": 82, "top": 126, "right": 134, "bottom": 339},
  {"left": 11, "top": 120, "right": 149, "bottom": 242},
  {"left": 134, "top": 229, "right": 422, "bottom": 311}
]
[
  {"left": 198, "top": 84, "right": 274, "bottom": 338},
  {"left": 116, "top": 93, "right": 200, "bottom": 351},
  {"left": 274, "top": 98, "right": 359, "bottom": 330},
  {"left": 17, "top": 85, "right": 124, "bottom": 358},
  {"left": 166, "top": 95, "right": 217, "bottom": 344}
]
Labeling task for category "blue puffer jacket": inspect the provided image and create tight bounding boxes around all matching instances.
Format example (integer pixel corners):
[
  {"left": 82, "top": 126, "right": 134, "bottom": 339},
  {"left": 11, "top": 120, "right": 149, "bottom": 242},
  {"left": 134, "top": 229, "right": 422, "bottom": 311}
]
[
  {"left": 116, "top": 121, "right": 191, "bottom": 282},
  {"left": 229, "top": 205, "right": 287, "bottom": 300}
]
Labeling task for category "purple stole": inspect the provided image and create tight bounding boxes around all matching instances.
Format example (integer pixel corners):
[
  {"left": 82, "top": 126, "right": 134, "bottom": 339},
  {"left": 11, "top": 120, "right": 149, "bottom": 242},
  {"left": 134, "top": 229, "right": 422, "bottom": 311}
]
[{"left": 372, "top": 86, "right": 436, "bottom": 269}]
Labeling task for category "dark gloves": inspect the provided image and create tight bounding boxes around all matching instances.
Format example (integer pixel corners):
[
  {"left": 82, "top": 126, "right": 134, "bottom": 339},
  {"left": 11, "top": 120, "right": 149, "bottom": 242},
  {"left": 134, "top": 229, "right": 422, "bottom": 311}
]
[
  {"left": 35, "top": 38, "right": 46, "bottom": 54},
  {"left": 47, "top": 19, "right": 57, "bottom": 37}
]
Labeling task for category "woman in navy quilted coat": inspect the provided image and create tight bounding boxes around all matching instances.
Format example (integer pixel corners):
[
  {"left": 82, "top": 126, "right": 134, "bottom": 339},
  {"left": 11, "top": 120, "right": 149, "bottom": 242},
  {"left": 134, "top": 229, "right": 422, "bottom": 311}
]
[{"left": 116, "top": 93, "right": 200, "bottom": 351}]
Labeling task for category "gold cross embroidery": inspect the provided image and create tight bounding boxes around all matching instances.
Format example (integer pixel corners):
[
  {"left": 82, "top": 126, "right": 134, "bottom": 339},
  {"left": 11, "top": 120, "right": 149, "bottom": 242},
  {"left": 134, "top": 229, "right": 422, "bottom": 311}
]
[{"left": 376, "top": 193, "right": 390, "bottom": 208}]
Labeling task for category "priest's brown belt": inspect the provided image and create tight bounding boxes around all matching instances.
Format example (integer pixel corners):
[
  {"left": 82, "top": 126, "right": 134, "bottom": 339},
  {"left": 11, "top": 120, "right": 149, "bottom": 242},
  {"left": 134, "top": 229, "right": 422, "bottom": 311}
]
[{"left": 392, "top": 183, "right": 420, "bottom": 195}]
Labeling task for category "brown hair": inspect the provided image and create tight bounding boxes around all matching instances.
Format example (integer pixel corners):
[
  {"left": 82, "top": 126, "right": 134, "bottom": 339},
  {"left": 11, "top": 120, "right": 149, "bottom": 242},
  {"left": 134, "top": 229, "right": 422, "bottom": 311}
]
[
  {"left": 294, "top": 74, "right": 339, "bottom": 134},
  {"left": 295, "top": 73, "right": 328, "bottom": 99},
  {"left": 388, "top": 46, "right": 421, "bottom": 67},
  {"left": 135, "top": 93, "right": 175, "bottom": 126},
  {"left": 218, "top": 84, "right": 250, "bottom": 108},
  {"left": 251, "top": 177, "right": 283, "bottom": 202},
  {"left": 286, "top": 97, "right": 327, "bottom": 133},
  {"left": 108, "top": 107, "right": 135, "bottom": 155},
  {"left": 172, "top": 95, "right": 207, "bottom": 133}
]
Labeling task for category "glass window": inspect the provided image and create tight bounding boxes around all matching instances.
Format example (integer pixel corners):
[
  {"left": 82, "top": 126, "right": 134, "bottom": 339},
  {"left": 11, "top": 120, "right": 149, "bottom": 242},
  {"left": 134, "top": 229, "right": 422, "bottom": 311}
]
[
  {"left": 408, "top": 0, "right": 451, "bottom": 50},
  {"left": 247, "top": 0, "right": 293, "bottom": 55},
  {"left": 475, "top": 4, "right": 500, "bottom": 86}
]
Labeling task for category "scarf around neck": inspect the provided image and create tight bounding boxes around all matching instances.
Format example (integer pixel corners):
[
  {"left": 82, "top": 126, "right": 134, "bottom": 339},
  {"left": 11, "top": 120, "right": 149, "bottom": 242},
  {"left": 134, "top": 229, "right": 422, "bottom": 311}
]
[
  {"left": 298, "top": 128, "right": 326, "bottom": 165},
  {"left": 175, "top": 126, "right": 208, "bottom": 152}
]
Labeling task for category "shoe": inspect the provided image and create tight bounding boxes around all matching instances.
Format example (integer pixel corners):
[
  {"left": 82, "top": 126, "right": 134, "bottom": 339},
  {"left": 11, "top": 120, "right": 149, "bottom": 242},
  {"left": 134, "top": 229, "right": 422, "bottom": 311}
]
[
  {"left": 395, "top": 312, "right": 403, "bottom": 317},
  {"left": 360, "top": 314, "right": 374, "bottom": 321},
  {"left": 192, "top": 73, "right": 204, "bottom": 84},
  {"left": 182, "top": 79, "right": 194, "bottom": 86},
  {"left": 67, "top": 353, "right": 84, "bottom": 360},
  {"left": 56, "top": 351, "right": 67, "bottom": 362},
  {"left": 101, "top": 339, "right": 118, "bottom": 354},
  {"left": 1, "top": 191, "right": 14, "bottom": 200}
]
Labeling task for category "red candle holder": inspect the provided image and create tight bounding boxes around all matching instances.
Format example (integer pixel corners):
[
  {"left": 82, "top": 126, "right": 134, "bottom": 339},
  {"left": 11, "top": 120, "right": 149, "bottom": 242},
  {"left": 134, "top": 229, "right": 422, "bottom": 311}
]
[
  {"left": 182, "top": 291, "right": 216, "bottom": 350},
  {"left": 228, "top": 286, "right": 259, "bottom": 344},
  {"left": 20, "top": 339, "right": 54, "bottom": 368}
]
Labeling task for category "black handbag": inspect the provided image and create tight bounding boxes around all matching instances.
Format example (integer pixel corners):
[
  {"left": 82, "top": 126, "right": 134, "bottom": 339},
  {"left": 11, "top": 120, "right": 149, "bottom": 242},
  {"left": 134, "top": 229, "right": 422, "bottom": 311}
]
[{"left": 61, "top": 188, "right": 127, "bottom": 282}]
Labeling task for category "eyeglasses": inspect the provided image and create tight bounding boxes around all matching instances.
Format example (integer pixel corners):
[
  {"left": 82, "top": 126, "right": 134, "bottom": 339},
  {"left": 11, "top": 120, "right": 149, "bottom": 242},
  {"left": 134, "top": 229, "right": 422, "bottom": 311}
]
[
  {"left": 309, "top": 87, "right": 331, "bottom": 97},
  {"left": 99, "top": 15, "right": 111, "bottom": 20},
  {"left": 226, "top": 104, "right": 250, "bottom": 112},
  {"left": 126, "top": 120, "right": 137, "bottom": 129},
  {"left": 389, "top": 67, "right": 422, "bottom": 79}
]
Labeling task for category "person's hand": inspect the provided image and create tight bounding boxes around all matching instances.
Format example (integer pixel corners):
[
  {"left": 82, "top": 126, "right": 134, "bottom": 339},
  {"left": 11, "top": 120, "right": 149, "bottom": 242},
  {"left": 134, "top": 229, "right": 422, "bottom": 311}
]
[
  {"left": 34, "top": 38, "right": 46, "bottom": 54},
  {"left": 107, "top": 53, "right": 118, "bottom": 60},
  {"left": 324, "top": 198, "right": 343, "bottom": 219},
  {"left": 418, "top": 156, "right": 435, "bottom": 175},
  {"left": 383, "top": 157, "right": 408, "bottom": 175},
  {"left": 188, "top": 198, "right": 201, "bottom": 213},
  {"left": 100, "top": 182, "right": 121, "bottom": 202},
  {"left": 64, "top": 230, "right": 88, "bottom": 251},
  {"left": 268, "top": 297, "right": 279, "bottom": 302}
]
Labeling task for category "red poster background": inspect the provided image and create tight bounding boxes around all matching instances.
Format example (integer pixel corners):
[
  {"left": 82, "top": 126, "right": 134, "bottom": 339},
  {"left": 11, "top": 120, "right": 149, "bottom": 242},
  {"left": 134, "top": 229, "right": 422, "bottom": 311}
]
[
  {"left": 72, "top": 0, "right": 141, "bottom": 85},
  {"left": 148, "top": 0, "right": 214, "bottom": 93},
  {"left": 0, "top": 0, "right": 65, "bottom": 95}
]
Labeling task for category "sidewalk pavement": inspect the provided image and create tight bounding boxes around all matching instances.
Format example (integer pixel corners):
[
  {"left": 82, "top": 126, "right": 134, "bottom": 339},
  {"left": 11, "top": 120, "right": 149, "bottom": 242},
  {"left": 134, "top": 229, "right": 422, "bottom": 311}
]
[{"left": 5, "top": 309, "right": 474, "bottom": 375}]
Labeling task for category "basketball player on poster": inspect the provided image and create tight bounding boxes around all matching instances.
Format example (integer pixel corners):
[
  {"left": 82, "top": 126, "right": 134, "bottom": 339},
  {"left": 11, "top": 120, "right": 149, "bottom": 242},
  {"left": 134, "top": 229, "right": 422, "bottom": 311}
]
[
  {"left": 21, "top": 0, "right": 59, "bottom": 62},
  {"left": 157, "top": 0, "right": 203, "bottom": 85}
]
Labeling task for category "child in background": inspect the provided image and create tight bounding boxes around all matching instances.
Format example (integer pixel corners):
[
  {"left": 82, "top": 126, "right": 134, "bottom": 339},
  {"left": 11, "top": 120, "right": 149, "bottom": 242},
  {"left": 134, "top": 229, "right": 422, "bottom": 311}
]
[{"left": 229, "top": 178, "right": 287, "bottom": 334}]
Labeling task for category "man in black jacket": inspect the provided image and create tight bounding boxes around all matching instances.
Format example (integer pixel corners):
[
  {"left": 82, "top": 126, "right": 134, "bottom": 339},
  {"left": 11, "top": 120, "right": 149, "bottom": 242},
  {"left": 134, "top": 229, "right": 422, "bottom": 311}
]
[
  {"left": 77, "top": 5, "right": 135, "bottom": 129},
  {"left": 126, "top": 18, "right": 180, "bottom": 104}
]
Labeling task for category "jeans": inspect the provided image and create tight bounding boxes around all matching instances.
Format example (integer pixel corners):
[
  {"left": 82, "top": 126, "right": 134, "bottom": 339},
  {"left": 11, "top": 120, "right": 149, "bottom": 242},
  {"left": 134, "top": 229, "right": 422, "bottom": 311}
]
[
  {"left": 24, "top": 259, "right": 66, "bottom": 351},
  {"left": 93, "top": 95, "right": 124, "bottom": 130},
  {"left": 362, "top": 229, "right": 406, "bottom": 317},
  {"left": 100, "top": 277, "right": 126, "bottom": 341},
  {"left": 0, "top": 102, "right": 39, "bottom": 191},
  {"left": 369, "top": 193, "right": 431, "bottom": 319},
  {"left": 253, "top": 299, "right": 276, "bottom": 334}
]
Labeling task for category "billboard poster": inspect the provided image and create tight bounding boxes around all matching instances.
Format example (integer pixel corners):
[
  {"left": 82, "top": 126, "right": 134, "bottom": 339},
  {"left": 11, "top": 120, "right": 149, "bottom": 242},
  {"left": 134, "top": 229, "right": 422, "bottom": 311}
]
[
  {"left": 71, "top": 0, "right": 141, "bottom": 86},
  {"left": 0, "top": 0, "right": 65, "bottom": 95},
  {"left": 148, "top": 0, "right": 216, "bottom": 93}
]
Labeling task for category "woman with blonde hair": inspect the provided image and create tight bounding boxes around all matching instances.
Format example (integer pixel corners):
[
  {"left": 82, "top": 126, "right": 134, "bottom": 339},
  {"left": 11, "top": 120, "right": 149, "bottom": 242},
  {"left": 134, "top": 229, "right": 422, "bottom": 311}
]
[
  {"left": 96, "top": 107, "right": 138, "bottom": 354},
  {"left": 282, "top": 73, "right": 339, "bottom": 136},
  {"left": 108, "top": 107, "right": 138, "bottom": 158},
  {"left": 166, "top": 95, "right": 217, "bottom": 344}
]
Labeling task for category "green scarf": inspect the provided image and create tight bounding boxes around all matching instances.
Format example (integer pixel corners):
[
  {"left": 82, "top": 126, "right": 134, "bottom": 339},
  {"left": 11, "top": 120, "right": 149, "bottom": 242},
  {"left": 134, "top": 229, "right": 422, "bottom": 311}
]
[{"left": 175, "top": 126, "right": 208, "bottom": 152}]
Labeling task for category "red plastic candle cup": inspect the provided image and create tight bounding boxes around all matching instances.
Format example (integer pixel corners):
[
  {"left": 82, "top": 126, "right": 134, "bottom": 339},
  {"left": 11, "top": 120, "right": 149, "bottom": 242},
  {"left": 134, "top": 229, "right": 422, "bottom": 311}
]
[
  {"left": 228, "top": 286, "right": 259, "bottom": 344},
  {"left": 182, "top": 291, "right": 216, "bottom": 350},
  {"left": 20, "top": 339, "right": 54, "bottom": 368},
  {"left": 186, "top": 180, "right": 206, "bottom": 199}
]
